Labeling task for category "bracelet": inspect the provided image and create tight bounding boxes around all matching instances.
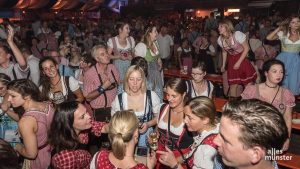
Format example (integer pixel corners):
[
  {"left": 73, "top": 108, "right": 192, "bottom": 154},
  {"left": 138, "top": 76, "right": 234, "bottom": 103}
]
[
  {"left": 97, "top": 86, "right": 105, "bottom": 94},
  {"left": 171, "top": 162, "right": 179, "bottom": 169}
]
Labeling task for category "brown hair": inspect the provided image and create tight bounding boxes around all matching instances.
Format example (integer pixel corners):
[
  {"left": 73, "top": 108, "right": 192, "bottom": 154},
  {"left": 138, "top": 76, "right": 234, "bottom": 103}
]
[
  {"left": 222, "top": 99, "right": 288, "bottom": 151},
  {"left": 278, "top": 14, "right": 300, "bottom": 36},
  {"left": 186, "top": 96, "right": 216, "bottom": 126}
]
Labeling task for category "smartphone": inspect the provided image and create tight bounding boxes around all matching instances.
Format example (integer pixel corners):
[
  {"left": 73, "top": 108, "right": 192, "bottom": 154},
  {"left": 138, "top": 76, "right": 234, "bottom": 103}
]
[{"left": 136, "top": 147, "right": 148, "bottom": 157}]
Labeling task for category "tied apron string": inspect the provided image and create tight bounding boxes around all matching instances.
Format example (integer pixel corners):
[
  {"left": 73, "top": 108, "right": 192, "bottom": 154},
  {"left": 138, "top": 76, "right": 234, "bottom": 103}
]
[{"left": 167, "top": 108, "right": 192, "bottom": 169}]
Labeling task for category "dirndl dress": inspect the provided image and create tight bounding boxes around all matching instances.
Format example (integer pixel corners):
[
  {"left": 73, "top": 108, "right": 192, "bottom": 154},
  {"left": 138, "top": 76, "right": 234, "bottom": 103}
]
[{"left": 276, "top": 41, "right": 300, "bottom": 95}]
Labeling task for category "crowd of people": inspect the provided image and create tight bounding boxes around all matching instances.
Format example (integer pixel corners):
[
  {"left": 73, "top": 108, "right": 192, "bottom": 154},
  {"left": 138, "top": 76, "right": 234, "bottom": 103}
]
[{"left": 0, "top": 10, "right": 299, "bottom": 169}]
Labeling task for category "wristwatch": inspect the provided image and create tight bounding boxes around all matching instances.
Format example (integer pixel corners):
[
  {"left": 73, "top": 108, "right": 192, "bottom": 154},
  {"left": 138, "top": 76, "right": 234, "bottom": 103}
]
[{"left": 97, "top": 86, "right": 105, "bottom": 94}]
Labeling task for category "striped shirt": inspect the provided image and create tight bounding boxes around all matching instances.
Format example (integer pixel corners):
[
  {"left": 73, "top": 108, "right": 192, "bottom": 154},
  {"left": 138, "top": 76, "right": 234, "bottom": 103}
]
[{"left": 83, "top": 63, "right": 119, "bottom": 109}]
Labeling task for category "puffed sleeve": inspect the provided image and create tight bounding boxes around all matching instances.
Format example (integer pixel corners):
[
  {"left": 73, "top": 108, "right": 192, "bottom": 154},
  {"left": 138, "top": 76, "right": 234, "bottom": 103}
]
[
  {"left": 283, "top": 88, "right": 296, "bottom": 107},
  {"left": 151, "top": 91, "right": 162, "bottom": 116},
  {"left": 234, "top": 31, "right": 246, "bottom": 44},
  {"left": 241, "top": 85, "right": 257, "bottom": 100},
  {"left": 193, "top": 145, "right": 218, "bottom": 169},
  {"left": 277, "top": 31, "right": 284, "bottom": 40},
  {"left": 217, "top": 36, "right": 223, "bottom": 48},
  {"left": 129, "top": 36, "right": 136, "bottom": 49},
  {"left": 107, "top": 38, "right": 113, "bottom": 49},
  {"left": 134, "top": 42, "right": 147, "bottom": 57},
  {"left": 111, "top": 95, "right": 121, "bottom": 116}
]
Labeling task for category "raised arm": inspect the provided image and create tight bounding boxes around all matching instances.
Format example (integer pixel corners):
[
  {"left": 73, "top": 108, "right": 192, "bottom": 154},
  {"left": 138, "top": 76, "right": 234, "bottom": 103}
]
[
  {"left": 266, "top": 27, "right": 281, "bottom": 41},
  {"left": 6, "top": 25, "right": 27, "bottom": 70},
  {"left": 1, "top": 93, "right": 19, "bottom": 121}
]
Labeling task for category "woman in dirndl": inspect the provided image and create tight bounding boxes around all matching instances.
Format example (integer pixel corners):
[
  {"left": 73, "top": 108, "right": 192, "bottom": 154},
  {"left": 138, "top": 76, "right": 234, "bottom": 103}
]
[
  {"left": 266, "top": 15, "right": 300, "bottom": 95},
  {"left": 218, "top": 19, "right": 257, "bottom": 98},
  {"left": 135, "top": 25, "right": 163, "bottom": 100},
  {"left": 107, "top": 22, "right": 135, "bottom": 93}
]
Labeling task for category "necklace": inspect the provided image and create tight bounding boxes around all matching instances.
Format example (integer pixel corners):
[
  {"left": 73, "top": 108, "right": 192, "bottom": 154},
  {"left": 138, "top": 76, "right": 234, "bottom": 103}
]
[
  {"left": 171, "top": 109, "right": 184, "bottom": 115},
  {"left": 51, "top": 76, "right": 61, "bottom": 87},
  {"left": 192, "top": 80, "right": 207, "bottom": 97},
  {"left": 265, "top": 82, "right": 278, "bottom": 88}
]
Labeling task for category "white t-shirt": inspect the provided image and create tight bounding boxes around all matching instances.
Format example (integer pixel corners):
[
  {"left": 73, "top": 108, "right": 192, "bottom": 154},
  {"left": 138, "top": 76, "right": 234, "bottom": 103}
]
[
  {"left": 74, "top": 69, "right": 84, "bottom": 89},
  {"left": 111, "top": 91, "right": 161, "bottom": 117},
  {"left": 157, "top": 34, "right": 174, "bottom": 59},
  {"left": 27, "top": 55, "right": 40, "bottom": 86},
  {"left": 217, "top": 31, "right": 246, "bottom": 48}
]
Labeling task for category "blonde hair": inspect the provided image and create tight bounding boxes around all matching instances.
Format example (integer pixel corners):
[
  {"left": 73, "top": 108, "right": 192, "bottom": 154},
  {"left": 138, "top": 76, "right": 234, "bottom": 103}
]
[
  {"left": 278, "top": 15, "right": 300, "bottom": 36},
  {"left": 124, "top": 65, "right": 147, "bottom": 94},
  {"left": 186, "top": 96, "right": 216, "bottom": 126},
  {"left": 219, "top": 19, "right": 235, "bottom": 37},
  {"left": 108, "top": 110, "right": 139, "bottom": 160}
]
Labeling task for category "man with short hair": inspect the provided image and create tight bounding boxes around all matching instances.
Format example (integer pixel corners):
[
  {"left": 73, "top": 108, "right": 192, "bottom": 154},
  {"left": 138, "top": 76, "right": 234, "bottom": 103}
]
[
  {"left": 84, "top": 44, "right": 120, "bottom": 121},
  {"left": 19, "top": 45, "right": 40, "bottom": 85},
  {"left": 83, "top": 44, "right": 120, "bottom": 152},
  {"left": 214, "top": 99, "right": 288, "bottom": 169},
  {"left": 204, "top": 12, "right": 218, "bottom": 32},
  {"left": 157, "top": 25, "right": 174, "bottom": 68},
  {"left": 0, "top": 25, "right": 29, "bottom": 80}
]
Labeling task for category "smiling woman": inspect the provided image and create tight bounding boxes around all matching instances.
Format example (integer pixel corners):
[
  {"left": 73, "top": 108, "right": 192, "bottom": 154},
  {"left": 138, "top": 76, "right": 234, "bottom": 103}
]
[
  {"left": 156, "top": 78, "right": 193, "bottom": 169},
  {"left": 48, "top": 101, "right": 108, "bottom": 169},
  {"left": 39, "top": 56, "right": 84, "bottom": 104},
  {"left": 107, "top": 21, "right": 135, "bottom": 87},
  {"left": 157, "top": 96, "right": 219, "bottom": 169},
  {"left": 111, "top": 65, "right": 161, "bottom": 153}
]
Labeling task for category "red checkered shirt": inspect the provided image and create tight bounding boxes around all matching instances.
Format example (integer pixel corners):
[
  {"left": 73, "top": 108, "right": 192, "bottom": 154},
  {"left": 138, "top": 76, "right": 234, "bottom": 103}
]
[
  {"left": 83, "top": 63, "right": 120, "bottom": 109},
  {"left": 51, "top": 121, "right": 105, "bottom": 169}
]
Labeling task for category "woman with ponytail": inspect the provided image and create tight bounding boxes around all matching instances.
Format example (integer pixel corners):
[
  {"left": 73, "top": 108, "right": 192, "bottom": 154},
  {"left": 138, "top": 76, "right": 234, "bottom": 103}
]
[{"left": 90, "top": 110, "right": 156, "bottom": 169}]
